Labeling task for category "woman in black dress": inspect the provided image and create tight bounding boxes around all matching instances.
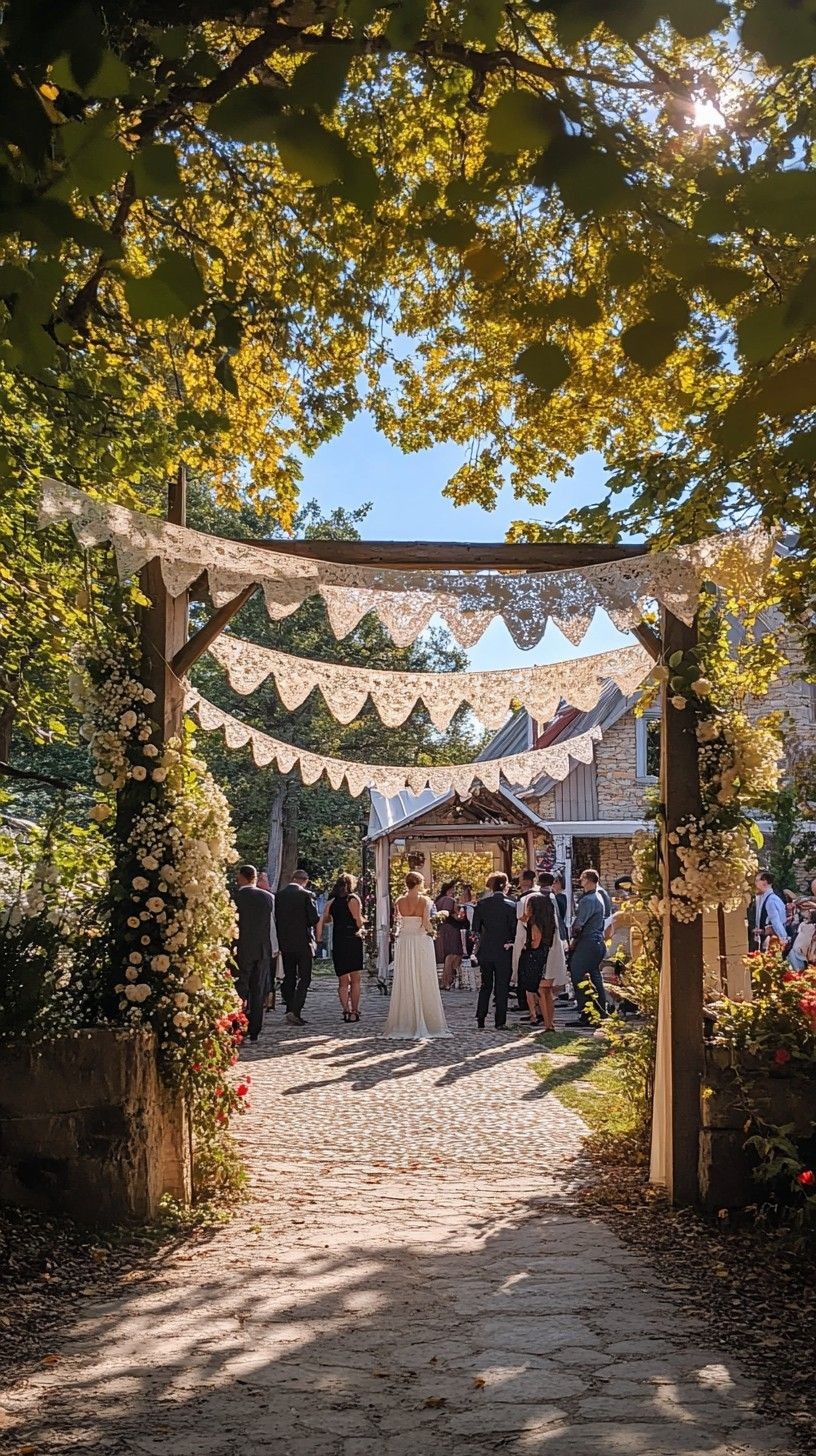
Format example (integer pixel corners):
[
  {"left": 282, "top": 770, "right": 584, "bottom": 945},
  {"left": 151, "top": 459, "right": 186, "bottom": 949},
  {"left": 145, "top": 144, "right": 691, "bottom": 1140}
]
[
  {"left": 317, "top": 874, "right": 365, "bottom": 1022},
  {"left": 518, "top": 892, "right": 558, "bottom": 1031}
]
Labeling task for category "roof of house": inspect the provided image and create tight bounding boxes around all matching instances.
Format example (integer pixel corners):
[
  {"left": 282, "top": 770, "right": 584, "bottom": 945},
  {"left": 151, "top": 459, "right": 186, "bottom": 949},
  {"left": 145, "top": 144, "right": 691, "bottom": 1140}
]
[{"left": 477, "top": 680, "right": 636, "bottom": 797}]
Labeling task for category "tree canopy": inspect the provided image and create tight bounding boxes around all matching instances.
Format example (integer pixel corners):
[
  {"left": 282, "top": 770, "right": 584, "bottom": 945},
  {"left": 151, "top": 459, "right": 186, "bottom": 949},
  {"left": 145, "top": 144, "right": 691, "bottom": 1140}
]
[{"left": 2, "top": 0, "right": 816, "bottom": 761}]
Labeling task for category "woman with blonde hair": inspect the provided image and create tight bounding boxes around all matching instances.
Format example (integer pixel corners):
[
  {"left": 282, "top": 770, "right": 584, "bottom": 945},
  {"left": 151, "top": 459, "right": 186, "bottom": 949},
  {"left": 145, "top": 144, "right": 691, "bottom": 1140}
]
[
  {"left": 383, "top": 872, "right": 451, "bottom": 1040},
  {"left": 317, "top": 873, "right": 365, "bottom": 1022}
]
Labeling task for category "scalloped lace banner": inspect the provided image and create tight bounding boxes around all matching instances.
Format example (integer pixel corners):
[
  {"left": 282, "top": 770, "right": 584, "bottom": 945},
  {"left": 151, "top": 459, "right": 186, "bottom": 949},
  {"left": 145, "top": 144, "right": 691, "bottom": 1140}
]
[
  {"left": 207, "top": 635, "right": 652, "bottom": 731},
  {"left": 39, "top": 478, "right": 775, "bottom": 651},
  {"left": 183, "top": 689, "right": 602, "bottom": 799}
]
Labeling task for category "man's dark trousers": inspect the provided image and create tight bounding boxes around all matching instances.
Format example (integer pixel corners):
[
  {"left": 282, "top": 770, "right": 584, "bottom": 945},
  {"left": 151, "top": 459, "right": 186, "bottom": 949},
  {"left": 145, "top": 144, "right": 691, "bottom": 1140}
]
[
  {"left": 238, "top": 956, "right": 266, "bottom": 1040},
  {"left": 282, "top": 949, "right": 313, "bottom": 1016},
  {"left": 477, "top": 954, "right": 512, "bottom": 1028}
]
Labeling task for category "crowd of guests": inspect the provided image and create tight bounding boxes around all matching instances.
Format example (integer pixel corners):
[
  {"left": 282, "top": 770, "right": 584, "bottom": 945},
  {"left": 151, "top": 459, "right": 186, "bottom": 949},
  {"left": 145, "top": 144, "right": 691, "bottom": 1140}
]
[
  {"left": 749, "top": 869, "right": 816, "bottom": 967},
  {"left": 234, "top": 864, "right": 366, "bottom": 1042},
  {"left": 232, "top": 857, "right": 816, "bottom": 1045}
]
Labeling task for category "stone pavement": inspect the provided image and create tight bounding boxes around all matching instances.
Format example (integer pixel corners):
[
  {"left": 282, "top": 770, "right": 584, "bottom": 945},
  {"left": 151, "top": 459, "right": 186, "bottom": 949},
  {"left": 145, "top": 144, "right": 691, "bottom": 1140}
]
[{"left": 0, "top": 978, "right": 795, "bottom": 1456}]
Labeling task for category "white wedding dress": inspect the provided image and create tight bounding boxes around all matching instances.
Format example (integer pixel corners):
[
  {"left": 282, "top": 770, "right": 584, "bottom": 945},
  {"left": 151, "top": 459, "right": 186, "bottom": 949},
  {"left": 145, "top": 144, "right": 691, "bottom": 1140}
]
[{"left": 383, "top": 901, "right": 452, "bottom": 1040}]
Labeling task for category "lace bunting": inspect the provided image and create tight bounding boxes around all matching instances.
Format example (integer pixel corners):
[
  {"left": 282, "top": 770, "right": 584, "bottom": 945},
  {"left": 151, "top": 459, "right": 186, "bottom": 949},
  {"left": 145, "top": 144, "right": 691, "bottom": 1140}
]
[
  {"left": 183, "top": 690, "right": 602, "bottom": 800},
  {"left": 39, "top": 478, "right": 775, "bottom": 652},
  {"left": 208, "top": 634, "right": 652, "bottom": 730}
]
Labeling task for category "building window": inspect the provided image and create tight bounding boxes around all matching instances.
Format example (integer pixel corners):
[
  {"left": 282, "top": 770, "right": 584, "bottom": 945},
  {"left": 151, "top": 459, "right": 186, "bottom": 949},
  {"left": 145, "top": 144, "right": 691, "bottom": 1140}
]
[{"left": 636, "top": 712, "right": 661, "bottom": 780}]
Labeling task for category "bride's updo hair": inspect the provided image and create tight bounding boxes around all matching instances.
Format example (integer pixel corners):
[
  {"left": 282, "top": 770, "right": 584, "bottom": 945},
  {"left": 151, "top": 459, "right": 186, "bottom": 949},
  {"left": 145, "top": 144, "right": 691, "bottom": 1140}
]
[{"left": 404, "top": 871, "right": 425, "bottom": 890}]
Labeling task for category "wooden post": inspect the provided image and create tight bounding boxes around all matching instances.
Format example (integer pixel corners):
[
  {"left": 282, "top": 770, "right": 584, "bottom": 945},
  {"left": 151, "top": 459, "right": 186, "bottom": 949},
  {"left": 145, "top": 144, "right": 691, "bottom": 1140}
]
[
  {"left": 525, "top": 828, "right": 536, "bottom": 873},
  {"left": 659, "top": 607, "right": 705, "bottom": 1206},
  {"left": 140, "top": 465, "right": 188, "bottom": 744}
]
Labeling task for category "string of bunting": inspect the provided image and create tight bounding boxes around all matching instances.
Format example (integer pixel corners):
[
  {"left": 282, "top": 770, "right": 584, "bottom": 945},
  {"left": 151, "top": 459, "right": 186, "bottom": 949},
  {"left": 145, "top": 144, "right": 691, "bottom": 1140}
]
[
  {"left": 38, "top": 478, "right": 775, "bottom": 651},
  {"left": 207, "top": 634, "right": 652, "bottom": 731},
  {"left": 184, "top": 689, "right": 603, "bottom": 800}
]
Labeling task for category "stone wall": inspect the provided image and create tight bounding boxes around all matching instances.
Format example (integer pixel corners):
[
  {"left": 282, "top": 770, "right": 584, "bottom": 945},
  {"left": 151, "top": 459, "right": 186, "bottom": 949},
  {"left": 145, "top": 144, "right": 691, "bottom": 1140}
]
[
  {"left": 0, "top": 1028, "right": 190, "bottom": 1224},
  {"left": 597, "top": 837, "right": 635, "bottom": 888},
  {"left": 595, "top": 713, "right": 646, "bottom": 818},
  {"left": 699, "top": 1045, "right": 816, "bottom": 1211}
]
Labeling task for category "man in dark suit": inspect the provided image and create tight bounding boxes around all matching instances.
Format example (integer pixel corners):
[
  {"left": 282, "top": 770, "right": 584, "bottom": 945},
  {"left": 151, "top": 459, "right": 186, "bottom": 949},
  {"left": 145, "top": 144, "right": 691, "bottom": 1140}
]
[
  {"left": 472, "top": 872, "right": 518, "bottom": 1030},
  {"left": 275, "top": 868, "right": 318, "bottom": 1026},
  {"left": 235, "top": 864, "right": 277, "bottom": 1043}
]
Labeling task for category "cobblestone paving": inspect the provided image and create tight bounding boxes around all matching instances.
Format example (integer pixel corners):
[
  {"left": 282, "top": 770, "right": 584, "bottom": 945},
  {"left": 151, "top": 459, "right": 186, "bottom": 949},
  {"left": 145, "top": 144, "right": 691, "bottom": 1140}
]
[{"left": 0, "top": 980, "right": 795, "bottom": 1456}]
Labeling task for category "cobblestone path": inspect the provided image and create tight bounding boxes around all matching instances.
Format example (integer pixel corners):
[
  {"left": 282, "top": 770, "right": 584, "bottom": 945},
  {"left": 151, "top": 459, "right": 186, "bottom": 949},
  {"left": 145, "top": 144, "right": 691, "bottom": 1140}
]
[{"left": 2, "top": 980, "right": 794, "bottom": 1455}]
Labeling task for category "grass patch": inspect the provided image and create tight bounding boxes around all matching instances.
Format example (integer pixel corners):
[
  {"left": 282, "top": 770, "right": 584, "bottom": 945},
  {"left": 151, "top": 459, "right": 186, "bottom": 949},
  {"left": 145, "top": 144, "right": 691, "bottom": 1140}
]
[{"left": 531, "top": 1033, "right": 640, "bottom": 1140}]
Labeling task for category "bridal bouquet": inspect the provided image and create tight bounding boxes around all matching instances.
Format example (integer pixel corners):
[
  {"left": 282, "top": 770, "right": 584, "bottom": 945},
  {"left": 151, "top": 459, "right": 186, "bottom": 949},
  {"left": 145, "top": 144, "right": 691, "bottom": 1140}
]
[{"left": 427, "top": 908, "right": 448, "bottom": 939}]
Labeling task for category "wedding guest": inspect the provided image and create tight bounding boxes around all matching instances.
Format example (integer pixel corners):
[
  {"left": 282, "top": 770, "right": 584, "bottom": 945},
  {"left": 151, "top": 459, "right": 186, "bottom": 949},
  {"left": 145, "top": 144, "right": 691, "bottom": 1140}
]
[
  {"left": 317, "top": 873, "right": 365, "bottom": 1022},
  {"left": 235, "top": 864, "right": 276, "bottom": 1043},
  {"left": 435, "top": 880, "right": 464, "bottom": 989},
  {"left": 275, "top": 868, "right": 318, "bottom": 1026},
  {"left": 538, "top": 871, "right": 567, "bottom": 938},
  {"left": 753, "top": 869, "right": 788, "bottom": 952},
  {"left": 256, "top": 869, "right": 278, "bottom": 1009},
  {"left": 519, "top": 892, "right": 567, "bottom": 1031},
  {"left": 566, "top": 868, "right": 608, "bottom": 1025},
  {"left": 552, "top": 872, "right": 568, "bottom": 929},
  {"left": 511, "top": 868, "right": 537, "bottom": 1007},
  {"left": 473, "top": 873, "right": 517, "bottom": 1030}
]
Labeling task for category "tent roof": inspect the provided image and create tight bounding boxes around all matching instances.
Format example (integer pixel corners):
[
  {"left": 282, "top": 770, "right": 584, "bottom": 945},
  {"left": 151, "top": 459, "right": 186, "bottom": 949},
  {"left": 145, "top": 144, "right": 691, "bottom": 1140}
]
[{"left": 367, "top": 780, "right": 547, "bottom": 841}]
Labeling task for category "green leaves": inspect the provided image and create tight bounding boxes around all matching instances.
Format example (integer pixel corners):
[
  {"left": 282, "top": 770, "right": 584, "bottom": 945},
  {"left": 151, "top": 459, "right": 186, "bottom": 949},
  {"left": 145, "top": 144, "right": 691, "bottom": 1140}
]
[
  {"left": 387, "top": 0, "right": 427, "bottom": 47},
  {"left": 533, "top": 135, "right": 629, "bottom": 216},
  {"left": 124, "top": 253, "right": 205, "bottom": 322},
  {"left": 736, "top": 170, "right": 816, "bottom": 240},
  {"left": 620, "top": 320, "right": 678, "bottom": 371},
  {"left": 461, "top": 0, "right": 506, "bottom": 48},
  {"left": 289, "top": 49, "right": 354, "bottom": 114},
  {"left": 754, "top": 360, "right": 816, "bottom": 419},
  {"left": 514, "top": 341, "right": 571, "bottom": 393},
  {"left": 607, "top": 248, "right": 648, "bottom": 286},
  {"left": 736, "top": 303, "right": 794, "bottom": 364},
  {"left": 59, "top": 115, "right": 129, "bottom": 195},
  {"left": 131, "top": 144, "right": 183, "bottom": 200},
  {"left": 741, "top": 0, "right": 816, "bottom": 65},
  {"left": 664, "top": 0, "right": 728, "bottom": 39},
  {"left": 209, "top": 85, "right": 282, "bottom": 142},
  {"left": 486, "top": 90, "right": 560, "bottom": 153}
]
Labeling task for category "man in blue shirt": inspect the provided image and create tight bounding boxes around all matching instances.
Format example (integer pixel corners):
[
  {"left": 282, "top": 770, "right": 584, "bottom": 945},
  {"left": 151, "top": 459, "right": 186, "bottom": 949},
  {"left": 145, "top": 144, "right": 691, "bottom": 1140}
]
[
  {"left": 753, "top": 870, "right": 789, "bottom": 952},
  {"left": 566, "top": 869, "right": 608, "bottom": 1025}
]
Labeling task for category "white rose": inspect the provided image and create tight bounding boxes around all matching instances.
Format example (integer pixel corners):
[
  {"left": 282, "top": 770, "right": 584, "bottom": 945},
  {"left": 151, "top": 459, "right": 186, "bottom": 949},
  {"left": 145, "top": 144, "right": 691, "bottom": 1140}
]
[
  {"left": 173, "top": 1011, "right": 191, "bottom": 1029},
  {"left": 125, "top": 966, "right": 139, "bottom": 981},
  {"left": 160, "top": 865, "right": 176, "bottom": 882},
  {"left": 128, "top": 951, "right": 142, "bottom": 965},
  {"left": 670, "top": 694, "right": 687, "bottom": 710},
  {"left": 96, "top": 771, "right": 114, "bottom": 787},
  {"left": 89, "top": 803, "right": 112, "bottom": 823},
  {"left": 142, "top": 688, "right": 156, "bottom": 703},
  {"left": 132, "top": 876, "right": 149, "bottom": 891},
  {"left": 184, "top": 974, "right": 203, "bottom": 994},
  {"left": 151, "top": 768, "right": 167, "bottom": 783},
  {"left": 127, "top": 916, "right": 140, "bottom": 929},
  {"left": 125, "top": 984, "right": 139, "bottom": 1001},
  {"left": 131, "top": 765, "right": 147, "bottom": 782},
  {"left": 120, "top": 710, "right": 137, "bottom": 730},
  {"left": 151, "top": 954, "right": 170, "bottom": 973},
  {"left": 133, "top": 983, "right": 151, "bottom": 1003},
  {"left": 143, "top": 743, "right": 159, "bottom": 758},
  {"left": 146, "top": 896, "right": 164, "bottom": 913},
  {"left": 141, "top": 855, "right": 159, "bottom": 871}
]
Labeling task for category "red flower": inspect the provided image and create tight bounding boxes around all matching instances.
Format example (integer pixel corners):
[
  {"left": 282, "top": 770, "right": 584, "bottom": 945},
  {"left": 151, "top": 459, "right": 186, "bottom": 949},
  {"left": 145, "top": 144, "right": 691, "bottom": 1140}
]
[
  {"left": 216, "top": 1112, "right": 227, "bottom": 1126},
  {"left": 191, "top": 1062, "right": 201, "bottom": 1073},
  {"left": 214, "top": 1086, "right": 224, "bottom": 1097},
  {"left": 236, "top": 1083, "right": 248, "bottom": 1097},
  {"left": 773, "top": 1048, "right": 792, "bottom": 1065},
  {"left": 797, "top": 1170, "right": 815, "bottom": 1187},
  {"left": 782, "top": 970, "right": 801, "bottom": 983}
]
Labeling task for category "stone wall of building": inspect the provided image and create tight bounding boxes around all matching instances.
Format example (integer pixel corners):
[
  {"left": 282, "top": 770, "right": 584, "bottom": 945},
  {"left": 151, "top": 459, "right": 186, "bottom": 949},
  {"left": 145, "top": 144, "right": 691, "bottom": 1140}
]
[
  {"left": 0, "top": 1028, "right": 190, "bottom": 1224},
  {"left": 595, "top": 713, "right": 647, "bottom": 818}
]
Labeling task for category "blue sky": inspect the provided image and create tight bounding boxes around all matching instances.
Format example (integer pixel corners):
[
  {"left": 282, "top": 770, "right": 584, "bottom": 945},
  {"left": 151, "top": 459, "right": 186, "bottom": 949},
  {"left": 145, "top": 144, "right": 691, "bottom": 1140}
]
[{"left": 298, "top": 413, "right": 634, "bottom": 672}]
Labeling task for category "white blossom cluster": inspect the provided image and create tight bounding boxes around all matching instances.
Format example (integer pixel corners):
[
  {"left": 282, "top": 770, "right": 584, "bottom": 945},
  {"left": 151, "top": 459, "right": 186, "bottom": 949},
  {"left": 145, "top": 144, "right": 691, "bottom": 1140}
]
[
  {"left": 667, "top": 705, "right": 782, "bottom": 922},
  {"left": 72, "top": 651, "right": 161, "bottom": 801},
  {"left": 79, "top": 649, "right": 241, "bottom": 1079}
]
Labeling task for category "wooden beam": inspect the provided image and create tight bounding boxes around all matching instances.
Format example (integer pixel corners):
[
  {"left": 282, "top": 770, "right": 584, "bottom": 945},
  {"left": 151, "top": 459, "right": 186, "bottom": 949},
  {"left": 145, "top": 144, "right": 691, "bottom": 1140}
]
[
  {"left": 225, "top": 537, "right": 647, "bottom": 573},
  {"left": 172, "top": 585, "right": 257, "bottom": 679},
  {"left": 659, "top": 607, "right": 705, "bottom": 1207},
  {"left": 139, "top": 465, "right": 188, "bottom": 744},
  {"left": 632, "top": 620, "right": 662, "bottom": 662}
]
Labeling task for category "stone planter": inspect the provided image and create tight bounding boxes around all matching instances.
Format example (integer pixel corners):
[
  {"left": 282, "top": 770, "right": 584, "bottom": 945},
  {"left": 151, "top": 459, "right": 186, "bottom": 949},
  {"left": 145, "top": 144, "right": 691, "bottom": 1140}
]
[
  {"left": 0, "top": 1028, "right": 191, "bottom": 1223},
  {"left": 699, "top": 1044, "right": 816, "bottom": 1212}
]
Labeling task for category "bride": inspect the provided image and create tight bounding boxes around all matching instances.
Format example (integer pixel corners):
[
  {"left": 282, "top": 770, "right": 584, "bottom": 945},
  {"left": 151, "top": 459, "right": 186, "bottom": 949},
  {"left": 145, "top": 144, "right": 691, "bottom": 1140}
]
[{"left": 383, "top": 872, "right": 452, "bottom": 1040}]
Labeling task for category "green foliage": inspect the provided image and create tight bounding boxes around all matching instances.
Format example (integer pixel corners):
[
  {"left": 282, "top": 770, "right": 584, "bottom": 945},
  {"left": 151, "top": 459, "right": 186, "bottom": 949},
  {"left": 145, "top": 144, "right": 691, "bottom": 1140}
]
[{"left": 769, "top": 787, "right": 799, "bottom": 892}]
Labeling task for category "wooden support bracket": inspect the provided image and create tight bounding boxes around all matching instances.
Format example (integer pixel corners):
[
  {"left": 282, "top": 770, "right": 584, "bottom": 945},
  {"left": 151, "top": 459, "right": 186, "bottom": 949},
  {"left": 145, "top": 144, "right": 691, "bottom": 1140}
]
[{"left": 172, "top": 584, "right": 257, "bottom": 679}]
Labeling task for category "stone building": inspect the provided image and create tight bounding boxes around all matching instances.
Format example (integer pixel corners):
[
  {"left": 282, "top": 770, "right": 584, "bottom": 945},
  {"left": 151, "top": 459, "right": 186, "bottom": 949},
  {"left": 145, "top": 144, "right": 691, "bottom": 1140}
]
[{"left": 477, "top": 623, "right": 816, "bottom": 899}]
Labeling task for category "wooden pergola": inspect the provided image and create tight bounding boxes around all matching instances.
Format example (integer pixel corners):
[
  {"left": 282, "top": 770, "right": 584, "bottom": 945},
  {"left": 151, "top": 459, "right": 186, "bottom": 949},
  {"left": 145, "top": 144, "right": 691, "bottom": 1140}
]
[{"left": 141, "top": 468, "right": 703, "bottom": 1208}]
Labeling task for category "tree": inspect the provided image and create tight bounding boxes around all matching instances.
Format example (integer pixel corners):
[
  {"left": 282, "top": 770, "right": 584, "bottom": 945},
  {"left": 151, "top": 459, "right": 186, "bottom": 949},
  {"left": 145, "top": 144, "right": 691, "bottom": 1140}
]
[{"left": 186, "top": 486, "right": 485, "bottom": 882}]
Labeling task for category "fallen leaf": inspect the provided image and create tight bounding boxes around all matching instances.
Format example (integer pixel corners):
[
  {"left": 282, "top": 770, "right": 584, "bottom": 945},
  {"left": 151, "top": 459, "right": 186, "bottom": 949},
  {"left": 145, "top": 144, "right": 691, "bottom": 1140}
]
[
  {"left": 473, "top": 1377, "right": 487, "bottom": 1389},
  {"left": 424, "top": 1397, "right": 447, "bottom": 1409},
  {"left": 40, "top": 1355, "right": 60, "bottom": 1367}
]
